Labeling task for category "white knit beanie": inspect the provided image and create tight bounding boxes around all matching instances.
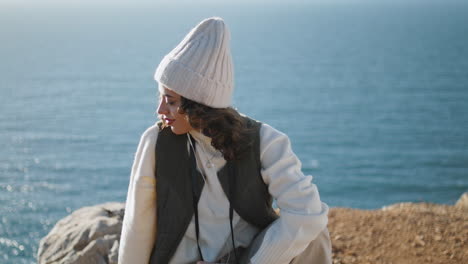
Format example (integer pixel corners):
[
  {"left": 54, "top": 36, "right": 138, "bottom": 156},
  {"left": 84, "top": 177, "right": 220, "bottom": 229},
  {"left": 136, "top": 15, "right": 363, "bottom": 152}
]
[{"left": 154, "top": 17, "right": 234, "bottom": 108}]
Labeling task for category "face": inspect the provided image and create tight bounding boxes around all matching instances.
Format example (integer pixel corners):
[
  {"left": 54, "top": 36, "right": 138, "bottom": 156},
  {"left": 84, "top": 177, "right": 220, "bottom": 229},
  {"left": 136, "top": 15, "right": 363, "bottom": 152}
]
[{"left": 157, "top": 86, "right": 194, "bottom": 135}]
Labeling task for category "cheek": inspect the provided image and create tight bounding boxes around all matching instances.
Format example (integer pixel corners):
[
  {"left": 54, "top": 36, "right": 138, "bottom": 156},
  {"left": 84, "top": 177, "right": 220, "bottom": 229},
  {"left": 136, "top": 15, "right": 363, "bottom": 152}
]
[
  {"left": 173, "top": 109, "right": 185, "bottom": 121},
  {"left": 172, "top": 112, "right": 192, "bottom": 133},
  {"left": 179, "top": 116, "right": 191, "bottom": 129}
]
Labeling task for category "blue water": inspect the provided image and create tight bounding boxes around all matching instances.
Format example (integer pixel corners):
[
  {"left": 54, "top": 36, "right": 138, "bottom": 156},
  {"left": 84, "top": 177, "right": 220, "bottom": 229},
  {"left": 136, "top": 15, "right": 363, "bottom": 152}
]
[{"left": 1, "top": 1, "right": 467, "bottom": 263}]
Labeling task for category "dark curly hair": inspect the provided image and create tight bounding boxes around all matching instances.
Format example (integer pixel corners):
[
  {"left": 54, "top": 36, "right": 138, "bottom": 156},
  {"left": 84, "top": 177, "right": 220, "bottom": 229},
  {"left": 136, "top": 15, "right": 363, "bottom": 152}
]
[{"left": 177, "top": 97, "right": 253, "bottom": 161}]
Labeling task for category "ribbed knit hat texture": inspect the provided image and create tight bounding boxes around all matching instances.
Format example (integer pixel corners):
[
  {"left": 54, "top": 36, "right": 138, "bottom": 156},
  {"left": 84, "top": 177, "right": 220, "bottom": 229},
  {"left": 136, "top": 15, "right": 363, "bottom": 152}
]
[{"left": 155, "top": 17, "right": 234, "bottom": 108}]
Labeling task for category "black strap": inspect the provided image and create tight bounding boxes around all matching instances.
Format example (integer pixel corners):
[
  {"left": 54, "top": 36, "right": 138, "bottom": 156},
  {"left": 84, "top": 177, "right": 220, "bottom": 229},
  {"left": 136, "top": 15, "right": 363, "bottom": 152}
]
[
  {"left": 189, "top": 138, "right": 204, "bottom": 261},
  {"left": 229, "top": 164, "right": 240, "bottom": 264},
  {"left": 188, "top": 136, "right": 239, "bottom": 264}
]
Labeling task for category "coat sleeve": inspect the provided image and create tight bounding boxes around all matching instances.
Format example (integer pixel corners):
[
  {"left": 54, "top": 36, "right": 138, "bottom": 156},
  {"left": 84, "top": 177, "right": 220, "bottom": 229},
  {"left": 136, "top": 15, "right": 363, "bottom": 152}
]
[
  {"left": 118, "top": 124, "right": 159, "bottom": 264},
  {"left": 249, "top": 123, "right": 329, "bottom": 264}
]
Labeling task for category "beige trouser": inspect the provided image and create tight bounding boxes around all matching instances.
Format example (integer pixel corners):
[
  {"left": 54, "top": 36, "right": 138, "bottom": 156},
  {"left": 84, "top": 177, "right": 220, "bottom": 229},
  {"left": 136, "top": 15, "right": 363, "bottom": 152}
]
[
  {"left": 233, "top": 227, "right": 332, "bottom": 264},
  {"left": 289, "top": 228, "right": 332, "bottom": 264}
]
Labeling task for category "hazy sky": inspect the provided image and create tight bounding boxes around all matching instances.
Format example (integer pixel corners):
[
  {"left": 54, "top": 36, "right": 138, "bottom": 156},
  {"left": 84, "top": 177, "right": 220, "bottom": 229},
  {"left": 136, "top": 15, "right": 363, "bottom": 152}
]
[{"left": 2, "top": 0, "right": 464, "bottom": 8}]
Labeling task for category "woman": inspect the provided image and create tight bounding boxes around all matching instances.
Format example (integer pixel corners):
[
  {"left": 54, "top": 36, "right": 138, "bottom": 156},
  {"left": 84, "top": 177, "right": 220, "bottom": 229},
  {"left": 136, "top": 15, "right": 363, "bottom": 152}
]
[{"left": 118, "top": 17, "right": 331, "bottom": 264}]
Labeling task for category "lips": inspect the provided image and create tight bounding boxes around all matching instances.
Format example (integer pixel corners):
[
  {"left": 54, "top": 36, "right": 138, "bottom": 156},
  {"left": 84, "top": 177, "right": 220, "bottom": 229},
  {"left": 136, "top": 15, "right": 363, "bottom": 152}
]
[{"left": 165, "top": 118, "right": 175, "bottom": 125}]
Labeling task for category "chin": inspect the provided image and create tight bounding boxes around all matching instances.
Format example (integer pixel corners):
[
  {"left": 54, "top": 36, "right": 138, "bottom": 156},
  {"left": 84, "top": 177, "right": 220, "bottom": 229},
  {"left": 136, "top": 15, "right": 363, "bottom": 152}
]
[{"left": 170, "top": 126, "right": 189, "bottom": 135}]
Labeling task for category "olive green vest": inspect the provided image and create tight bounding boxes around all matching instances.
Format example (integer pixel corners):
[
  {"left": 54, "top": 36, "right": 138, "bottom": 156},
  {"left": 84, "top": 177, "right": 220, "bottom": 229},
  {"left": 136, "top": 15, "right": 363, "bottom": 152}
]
[{"left": 149, "top": 117, "right": 278, "bottom": 264}]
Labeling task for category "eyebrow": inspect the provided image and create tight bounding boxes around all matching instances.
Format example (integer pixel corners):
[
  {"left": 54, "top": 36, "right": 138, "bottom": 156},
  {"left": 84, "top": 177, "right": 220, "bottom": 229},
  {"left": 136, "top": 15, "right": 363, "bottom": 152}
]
[{"left": 161, "top": 93, "right": 175, "bottom": 98}]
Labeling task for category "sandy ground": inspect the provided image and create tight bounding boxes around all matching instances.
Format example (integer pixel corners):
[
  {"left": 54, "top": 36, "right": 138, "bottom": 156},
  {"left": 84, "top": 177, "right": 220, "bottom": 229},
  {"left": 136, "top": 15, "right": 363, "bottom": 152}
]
[{"left": 328, "top": 202, "right": 467, "bottom": 264}]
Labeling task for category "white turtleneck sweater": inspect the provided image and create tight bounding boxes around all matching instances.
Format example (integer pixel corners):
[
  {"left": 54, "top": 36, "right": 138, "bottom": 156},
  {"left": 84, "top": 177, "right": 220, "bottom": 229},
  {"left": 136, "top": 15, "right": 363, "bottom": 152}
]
[{"left": 118, "top": 122, "right": 329, "bottom": 264}]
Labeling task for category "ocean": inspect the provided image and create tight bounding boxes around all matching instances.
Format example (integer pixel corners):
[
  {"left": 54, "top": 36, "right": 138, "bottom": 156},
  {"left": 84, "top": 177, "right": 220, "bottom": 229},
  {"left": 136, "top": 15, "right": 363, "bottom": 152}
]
[{"left": 1, "top": 1, "right": 467, "bottom": 263}]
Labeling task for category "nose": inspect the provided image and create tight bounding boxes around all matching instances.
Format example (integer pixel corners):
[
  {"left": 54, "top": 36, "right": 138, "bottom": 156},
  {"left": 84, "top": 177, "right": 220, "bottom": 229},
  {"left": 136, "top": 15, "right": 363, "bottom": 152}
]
[{"left": 157, "top": 99, "right": 168, "bottom": 115}]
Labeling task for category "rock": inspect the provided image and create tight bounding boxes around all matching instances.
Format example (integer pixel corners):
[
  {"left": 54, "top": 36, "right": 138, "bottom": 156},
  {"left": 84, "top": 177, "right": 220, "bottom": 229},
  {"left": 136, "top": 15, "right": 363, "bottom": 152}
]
[
  {"left": 37, "top": 202, "right": 124, "bottom": 264},
  {"left": 414, "top": 235, "right": 425, "bottom": 247},
  {"left": 455, "top": 192, "right": 468, "bottom": 209}
]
